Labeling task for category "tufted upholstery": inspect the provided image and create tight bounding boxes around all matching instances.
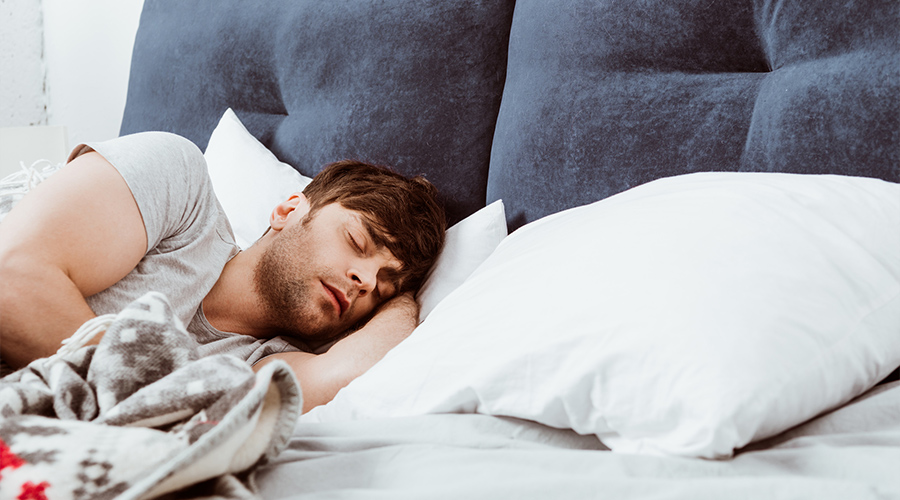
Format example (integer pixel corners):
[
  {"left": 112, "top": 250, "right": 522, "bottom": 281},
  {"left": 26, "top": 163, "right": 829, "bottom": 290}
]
[
  {"left": 488, "top": 0, "right": 899, "bottom": 229},
  {"left": 121, "top": 0, "right": 515, "bottom": 226},
  {"left": 121, "top": 0, "right": 898, "bottom": 231}
]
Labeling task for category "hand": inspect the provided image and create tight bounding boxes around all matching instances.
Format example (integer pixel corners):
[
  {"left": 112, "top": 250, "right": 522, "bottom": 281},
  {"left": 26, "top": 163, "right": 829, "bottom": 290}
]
[
  {"left": 365, "top": 291, "right": 419, "bottom": 341},
  {"left": 254, "top": 291, "right": 421, "bottom": 413}
]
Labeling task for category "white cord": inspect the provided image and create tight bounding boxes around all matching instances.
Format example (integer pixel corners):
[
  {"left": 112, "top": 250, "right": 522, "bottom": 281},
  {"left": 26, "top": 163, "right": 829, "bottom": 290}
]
[
  {"left": 42, "top": 314, "right": 117, "bottom": 366},
  {"left": 0, "top": 159, "right": 63, "bottom": 224},
  {"left": 0, "top": 159, "right": 61, "bottom": 187}
]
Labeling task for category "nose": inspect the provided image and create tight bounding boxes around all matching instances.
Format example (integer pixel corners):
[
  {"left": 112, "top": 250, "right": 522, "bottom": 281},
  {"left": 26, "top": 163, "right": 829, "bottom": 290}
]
[{"left": 349, "top": 261, "right": 378, "bottom": 297}]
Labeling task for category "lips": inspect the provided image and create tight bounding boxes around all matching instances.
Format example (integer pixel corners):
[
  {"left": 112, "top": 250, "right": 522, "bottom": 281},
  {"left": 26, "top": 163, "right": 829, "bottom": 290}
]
[{"left": 323, "top": 282, "right": 349, "bottom": 316}]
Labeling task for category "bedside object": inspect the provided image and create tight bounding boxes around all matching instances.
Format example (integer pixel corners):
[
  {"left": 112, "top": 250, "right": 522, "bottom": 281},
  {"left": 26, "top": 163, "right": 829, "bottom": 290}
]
[{"left": 0, "top": 125, "right": 68, "bottom": 179}]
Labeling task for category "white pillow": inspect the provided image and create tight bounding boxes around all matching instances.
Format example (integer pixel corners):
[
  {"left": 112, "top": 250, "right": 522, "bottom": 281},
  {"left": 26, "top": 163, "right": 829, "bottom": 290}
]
[
  {"left": 416, "top": 200, "right": 506, "bottom": 323},
  {"left": 303, "top": 172, "right": 900, "bottom": 459},
  {"left": 204, "top": 108, "right": 312, "bottom": 249}
]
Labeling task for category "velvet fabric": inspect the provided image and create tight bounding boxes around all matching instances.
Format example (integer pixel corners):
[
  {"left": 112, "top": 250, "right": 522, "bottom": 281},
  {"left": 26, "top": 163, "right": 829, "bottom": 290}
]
[
  {"left": 121, "top": 0, "right": 515, "bottom": 225},
  {"left": 121, "top": 0, "right": 898, "bottom": 231},
  {"left": 489, "top": 0, "right": 899, "bottom": 229}
]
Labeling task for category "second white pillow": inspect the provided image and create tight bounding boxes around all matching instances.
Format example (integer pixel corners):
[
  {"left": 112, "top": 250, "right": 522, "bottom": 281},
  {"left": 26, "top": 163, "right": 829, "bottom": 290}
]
[
  {"left": 416, "top": 200, "right": 507, "bottom": 323},
  {"left": 304, "top": 172, "right": 900, "bottom": 460}
]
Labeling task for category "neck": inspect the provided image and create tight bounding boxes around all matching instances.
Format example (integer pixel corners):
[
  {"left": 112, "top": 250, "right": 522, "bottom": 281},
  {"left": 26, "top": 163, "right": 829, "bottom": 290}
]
[{"left": 202, "top": 246, "right": 271, "bottom": 338}]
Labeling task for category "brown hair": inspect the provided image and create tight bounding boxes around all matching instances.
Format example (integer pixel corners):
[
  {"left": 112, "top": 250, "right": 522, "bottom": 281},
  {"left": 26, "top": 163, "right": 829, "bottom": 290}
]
[{"left": 303, "top": 160, "right": 446, "bottom": 294}]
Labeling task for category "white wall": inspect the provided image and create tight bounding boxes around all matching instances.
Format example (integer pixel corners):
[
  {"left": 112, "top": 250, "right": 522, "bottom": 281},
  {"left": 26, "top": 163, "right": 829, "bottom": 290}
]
[
  {"left": 43, "top": 0, "right": 145, "bottom": 146},
  {"left": 0, "top": 0, "right": 47, "bottom": 127},
  {"left": 0, "top": 0, "right": 144, "bottom": 147}
]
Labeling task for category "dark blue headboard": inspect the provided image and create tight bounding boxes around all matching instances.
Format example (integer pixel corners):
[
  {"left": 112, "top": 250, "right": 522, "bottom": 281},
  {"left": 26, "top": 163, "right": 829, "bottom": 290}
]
[
  {"left": 487, "top": 0, "right": 899, "bottom": 229},
  {"left": 121, "top": 0, "right": 515, "bottom": 226},
  {"left": 122, "top": 0, "right": 898, "bottom": 231}
]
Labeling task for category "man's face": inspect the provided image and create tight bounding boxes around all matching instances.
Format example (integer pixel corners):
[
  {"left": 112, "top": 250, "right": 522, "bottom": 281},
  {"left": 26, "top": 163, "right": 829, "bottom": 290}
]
[{"left": 254, "top": 202, "right": 403, "bottom": 341}]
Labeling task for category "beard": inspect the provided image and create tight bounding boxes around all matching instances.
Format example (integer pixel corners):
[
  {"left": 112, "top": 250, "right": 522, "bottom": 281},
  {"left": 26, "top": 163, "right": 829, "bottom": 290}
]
[{"left": 253, "top": 217, "right": 339, "bottom": 341}]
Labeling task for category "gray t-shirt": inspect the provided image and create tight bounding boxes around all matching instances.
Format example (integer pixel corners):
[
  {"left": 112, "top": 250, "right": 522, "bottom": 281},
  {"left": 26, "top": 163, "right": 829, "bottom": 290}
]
[{"left": 73, "top": 132, "right": 306, "bottom": 363}]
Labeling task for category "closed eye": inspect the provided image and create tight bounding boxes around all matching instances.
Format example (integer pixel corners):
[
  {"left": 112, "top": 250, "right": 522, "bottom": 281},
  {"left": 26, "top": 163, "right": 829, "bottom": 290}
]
[{"left": 348, "top": 231, "right": 364, "bottom": 254}]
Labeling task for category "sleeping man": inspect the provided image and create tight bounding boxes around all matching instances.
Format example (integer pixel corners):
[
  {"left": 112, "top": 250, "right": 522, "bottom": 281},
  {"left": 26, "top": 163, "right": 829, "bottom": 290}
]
[{"left": 0, "top": 132, "right": 446, "bottom": 412}]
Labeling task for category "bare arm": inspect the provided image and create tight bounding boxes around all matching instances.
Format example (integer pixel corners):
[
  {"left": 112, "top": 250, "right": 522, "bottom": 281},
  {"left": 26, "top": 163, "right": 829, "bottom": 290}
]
[
  {"left": 0, "top": 152, "right": 147, "bottom": 368},
  {"left": 253, "top": 292, "right": 419, "bottom": 413}
]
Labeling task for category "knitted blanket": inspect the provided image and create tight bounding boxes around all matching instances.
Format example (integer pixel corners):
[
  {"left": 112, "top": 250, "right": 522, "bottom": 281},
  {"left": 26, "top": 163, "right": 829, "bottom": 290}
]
[{"left": 0, "top": 292, "right": 301, "bottom": 500}]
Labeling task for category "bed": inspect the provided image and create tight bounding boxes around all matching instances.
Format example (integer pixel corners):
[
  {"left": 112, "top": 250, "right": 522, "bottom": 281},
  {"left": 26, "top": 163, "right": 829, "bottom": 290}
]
[{"left": 2, "top": 0, "right": 899, "bottom": 498}]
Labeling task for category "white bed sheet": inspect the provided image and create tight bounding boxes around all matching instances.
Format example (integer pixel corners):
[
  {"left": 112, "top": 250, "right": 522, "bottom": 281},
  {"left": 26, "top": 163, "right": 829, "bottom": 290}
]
[{"left": 255, "top": 380, "right": 900, "bottom": 499}]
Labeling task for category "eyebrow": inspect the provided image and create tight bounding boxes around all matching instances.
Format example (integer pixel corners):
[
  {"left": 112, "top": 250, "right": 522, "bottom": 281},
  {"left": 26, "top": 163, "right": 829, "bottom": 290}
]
[{"left": 355, "top": 214, "right": 395, "bottom": 249}]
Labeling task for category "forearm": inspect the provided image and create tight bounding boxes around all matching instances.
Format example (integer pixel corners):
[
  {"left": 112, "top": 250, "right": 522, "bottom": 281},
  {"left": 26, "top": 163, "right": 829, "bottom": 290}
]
[
  {"left": 253, "top": 351, "right": 352, "bottom": 413},
  {"left": 254, "top": 293, "right": 419, "bottom": 412}
]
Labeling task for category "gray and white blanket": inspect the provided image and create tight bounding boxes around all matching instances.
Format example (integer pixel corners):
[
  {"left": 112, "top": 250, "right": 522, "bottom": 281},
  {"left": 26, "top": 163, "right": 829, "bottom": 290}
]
[{"left": 0, "top": 291, "right": 301, "bottom": 500}]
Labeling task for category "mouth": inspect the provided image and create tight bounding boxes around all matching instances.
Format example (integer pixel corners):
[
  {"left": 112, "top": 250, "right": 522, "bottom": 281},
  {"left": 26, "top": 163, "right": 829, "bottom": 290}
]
[{"left": 322, "top": 282, "right": 349, "bottom": 317}]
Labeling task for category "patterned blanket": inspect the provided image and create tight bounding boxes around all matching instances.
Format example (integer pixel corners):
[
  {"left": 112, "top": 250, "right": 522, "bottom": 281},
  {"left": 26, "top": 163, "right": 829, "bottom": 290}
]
[{"left": 0, "top": 292, "right": 302, "bottom": 500}]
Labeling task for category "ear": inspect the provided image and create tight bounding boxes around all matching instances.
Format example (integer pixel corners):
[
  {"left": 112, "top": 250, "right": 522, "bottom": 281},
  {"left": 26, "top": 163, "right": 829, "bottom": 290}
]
[{"left": 269, "top": 192, "right": 310, "bottom": 231}]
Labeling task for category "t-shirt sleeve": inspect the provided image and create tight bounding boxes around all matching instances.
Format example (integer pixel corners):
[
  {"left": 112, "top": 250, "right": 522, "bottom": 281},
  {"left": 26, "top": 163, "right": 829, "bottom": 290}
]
[
  {"left": 69, "top": 131, "right": 225, "bottom": 252},
  {"left": 70, "top": 132, "right": 238, "bottom": 326}
]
